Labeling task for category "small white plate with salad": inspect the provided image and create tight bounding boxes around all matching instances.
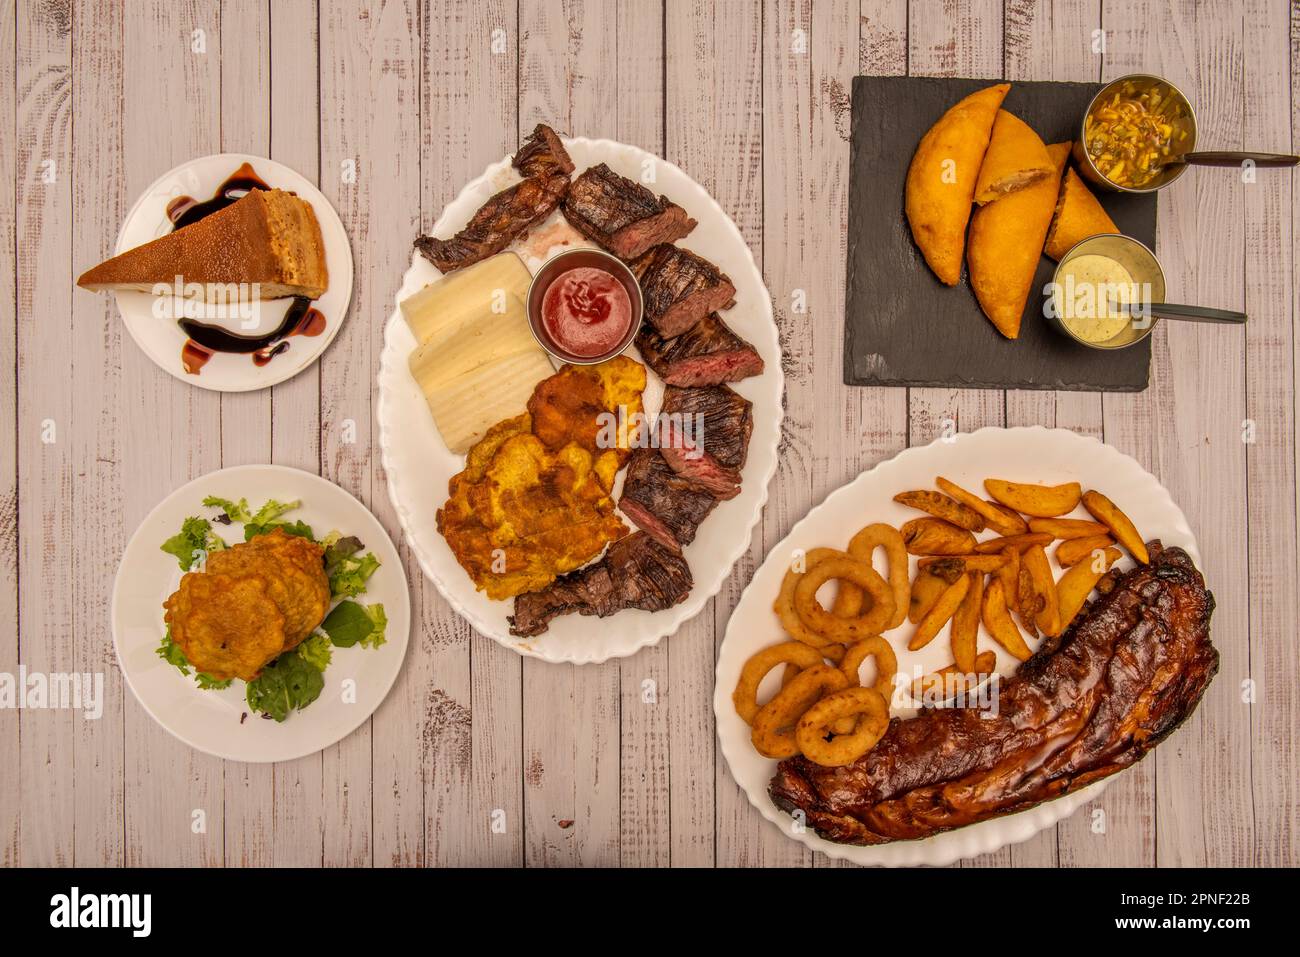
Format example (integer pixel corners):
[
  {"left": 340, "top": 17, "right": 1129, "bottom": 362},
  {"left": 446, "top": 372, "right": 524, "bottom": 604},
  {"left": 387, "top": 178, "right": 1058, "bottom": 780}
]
[{"left": 112, "top": 464, "right": 410, "bottom": 763}]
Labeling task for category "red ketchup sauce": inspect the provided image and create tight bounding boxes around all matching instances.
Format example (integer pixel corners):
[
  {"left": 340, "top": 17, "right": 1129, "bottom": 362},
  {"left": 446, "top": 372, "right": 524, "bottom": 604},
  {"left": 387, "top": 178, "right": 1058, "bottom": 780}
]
[{"left": 540, "top": 266, "right": 633, "bottom": 358}]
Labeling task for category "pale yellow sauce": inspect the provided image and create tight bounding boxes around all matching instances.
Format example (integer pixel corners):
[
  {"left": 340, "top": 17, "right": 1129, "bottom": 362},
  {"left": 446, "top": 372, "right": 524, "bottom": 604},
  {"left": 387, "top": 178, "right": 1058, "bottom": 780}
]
[{"left": 1057, "top": 254, "right": 1137, "bottom": 344}]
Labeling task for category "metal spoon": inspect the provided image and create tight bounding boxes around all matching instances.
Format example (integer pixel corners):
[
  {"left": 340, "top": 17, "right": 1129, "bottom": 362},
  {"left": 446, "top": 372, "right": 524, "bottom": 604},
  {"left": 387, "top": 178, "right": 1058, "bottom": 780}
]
[
  {"left": 1110, "top": 299, "right": 1247, "bottom": 325},
  {"left": 1152, "top": 150, "right": 1299, "bottom": 171}
]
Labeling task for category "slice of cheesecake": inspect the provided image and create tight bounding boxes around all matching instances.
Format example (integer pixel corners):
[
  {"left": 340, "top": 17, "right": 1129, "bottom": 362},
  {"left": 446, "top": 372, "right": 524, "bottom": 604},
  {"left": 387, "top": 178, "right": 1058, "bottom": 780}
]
[{"left": 78, "top": 188, "right": 329, "bottom": 301}]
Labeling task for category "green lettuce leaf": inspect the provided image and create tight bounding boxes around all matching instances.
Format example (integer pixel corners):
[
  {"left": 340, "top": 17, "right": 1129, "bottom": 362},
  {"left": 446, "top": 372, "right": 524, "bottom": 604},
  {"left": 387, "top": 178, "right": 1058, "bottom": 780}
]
[{"left": 245, "top": 650, "right": 325, "bottom": 722}]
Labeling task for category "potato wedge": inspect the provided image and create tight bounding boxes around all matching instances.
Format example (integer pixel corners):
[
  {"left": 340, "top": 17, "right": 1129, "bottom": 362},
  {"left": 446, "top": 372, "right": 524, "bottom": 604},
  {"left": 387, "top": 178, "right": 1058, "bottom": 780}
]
[
  {"left": 910, "top": 650, "right": 997, "bottom": 702},
  {"left": 901, "top": 517, "right": 977, "bottom": 556},
  {"left": 1027, "top": 517, "right": 1109, "bottom": 539},
  {"left": 984, "top": 479, "right": 1082, "bottom": 517},
  {"left": 981, "top": 577, "right": 1033, "bottom": 661},
  {"left": 935, "top": 476, "right": 1027, "bottom": 535},
  {"left": 893, "top": 490, "right": 985, "bottom": 532},
  {"left": 973, "top": 532, "right": 1054, "bottom": 554},
  {"left": 1055, "top": 533, "right": 1116, "bottom": 567},
  {"left": 950, "top": 572, "right": 983, "bottom": 673},
  {"left": 1081, "top": 489, "right": 1149, "bottom": 564},
  {"left": 1056, "top": 546, "right": 1122, "bottom": 629},
  {"left": 908, "top": 574, "right": 970, "bottom": 651},
  {"left": 1015, "top": 566, "right": 1042, "bottom": 639},
  {"left": 908, "top": 568, "right": 950, "bottom": 624},
  {"left": 1021, "top": 544, "right": 1061, "bottom": 636},
  {"left": 982, "top": 500, "right": 1030, "bottom": 535},
  {"left": 995, "top": 545, "right": 1020, "bottom": 614},
  {"left": 918, "top": 553, "right": 1009, "bottom": 574}
]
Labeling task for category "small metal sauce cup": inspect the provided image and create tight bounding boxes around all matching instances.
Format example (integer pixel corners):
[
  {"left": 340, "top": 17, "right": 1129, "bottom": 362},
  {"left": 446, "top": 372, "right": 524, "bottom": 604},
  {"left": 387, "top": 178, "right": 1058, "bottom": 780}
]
[
  {"left": 1074, "top": 73, "right": 1197, "bottom": 194},
  {"left": 526, "top": 247, "right": 643, "bottom": 365},
  {"left": 1048, "top": 234, "right": 1167, "bottom": 350}
]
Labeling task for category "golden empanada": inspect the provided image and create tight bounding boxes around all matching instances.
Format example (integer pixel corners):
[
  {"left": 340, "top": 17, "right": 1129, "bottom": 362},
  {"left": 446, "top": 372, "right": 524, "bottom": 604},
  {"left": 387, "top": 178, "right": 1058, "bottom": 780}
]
[
  {"left": 967, "top": 141, "right": 1071, "bottom": 339},
  {"left": 905, "top": 83, "right": 1010, "bottom": 285}
]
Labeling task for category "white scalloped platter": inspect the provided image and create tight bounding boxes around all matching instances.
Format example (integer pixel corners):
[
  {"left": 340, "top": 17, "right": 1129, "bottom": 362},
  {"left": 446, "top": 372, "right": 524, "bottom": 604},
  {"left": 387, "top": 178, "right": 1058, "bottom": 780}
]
[
  {"left": 377, "top": 137, "right": 782, "bottom": 664},
  {"left": 714, "top": 426, "right": 1201, "bottom": 866}
]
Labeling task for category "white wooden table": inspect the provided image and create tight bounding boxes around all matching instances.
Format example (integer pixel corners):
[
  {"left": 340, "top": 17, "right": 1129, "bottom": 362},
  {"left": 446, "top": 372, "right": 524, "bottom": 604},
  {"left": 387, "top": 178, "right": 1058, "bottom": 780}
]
[{"left": 2, "top": 0, "right": 1295, "bottom": 867}]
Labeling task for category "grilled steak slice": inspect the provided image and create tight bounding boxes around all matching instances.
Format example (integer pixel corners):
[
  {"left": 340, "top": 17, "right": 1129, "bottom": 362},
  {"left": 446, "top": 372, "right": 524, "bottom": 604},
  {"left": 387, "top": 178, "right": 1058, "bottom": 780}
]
[
  {"left": 414, "top": 172, "right": 569, "bottom": 272},
  {"left": 769, "top": 542, "right": 1218, "bottom": 845},
  {"left": 561, "top": 164, "right": 696, "bottom": 260},
  {"left": 656, "top": 418, "right": 741, "bottom": 500},
  {"left": 629, "top": 244, "right": 736, "bottom": 337},
  {"left": 513, "top": 123, "right": 575, "bottom": 177},
  {"left": 618, "top": 448, "right": 719, "bottom": 551},
  {"left": 508, "top": 531, "right": 693, "bottom": 637},
  {"left": 636, "top": 313, "right": 764, "bottom": 386},
  {"left": 661, "top": 384, "right": 752, "bottom": 471}
]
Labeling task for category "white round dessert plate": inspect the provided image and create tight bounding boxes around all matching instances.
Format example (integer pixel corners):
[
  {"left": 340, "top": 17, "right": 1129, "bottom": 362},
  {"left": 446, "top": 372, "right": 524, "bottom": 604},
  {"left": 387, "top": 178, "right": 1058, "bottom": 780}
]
[
  {"left": 377, "top": 137, "right": 783, "bottom": 664},
  {"left": 112, "top": 153, "right": 353, "bottom": 392},
  {"left": 714, "top": 426, "right": 1200, "bottom": 866},
  {"left": 112, "top": 465, "right": 410, "bottom": 763}
]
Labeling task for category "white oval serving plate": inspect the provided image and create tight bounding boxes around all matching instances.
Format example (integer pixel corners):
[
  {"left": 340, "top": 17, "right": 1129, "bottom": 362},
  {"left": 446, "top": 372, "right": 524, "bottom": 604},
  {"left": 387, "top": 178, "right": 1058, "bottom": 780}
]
[
  {"left": 714, "top": 426, "right": 1200, "bottom": 866},
  {"left": 111, "top": 153, "right": 353, "bottom": 392},
  {"left": 377, "top": 137, "right": 782, "bottom": 664},
  {"left": 112, "top": 464, "right": 410, "bottom": 763}
]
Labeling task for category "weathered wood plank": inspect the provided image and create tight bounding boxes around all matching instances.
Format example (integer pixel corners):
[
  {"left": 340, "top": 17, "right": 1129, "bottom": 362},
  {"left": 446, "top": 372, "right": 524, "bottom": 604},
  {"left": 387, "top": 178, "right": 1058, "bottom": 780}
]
[
  {"left": 16, "top": 0, "right": 77, "bottom": 867},
  {"left": 906, "top": 0, "right": 1006, "bottom": 448},
  {"left": 610, "top": 0, "right": 671, "bottom": 869},
  {"left": 1102, "top": 0, "right": 1252, "bottom": 867},
  {"left": 842, "top": 0, "right": 913, "bottom": 870},
  {"left": 118, "top": 0, "right": 225, "bottom": 867},
  {"left": 211, "top": 0, "right": 279, "bottom": 870},
  {"left": 1243, "top": 0, "right": 1295, "bottom": 867},
  {"left": 68, "top": 0, "right": 127, "bottom": 869},
  {"left": 1002, "top": 0, "right": 1103, "bottom": 442},
  {"left": 761, "top": 0, "right": 878, "bottom": 870},
  {"left": 516, "top": 0, "right": 623, "bottom": 869},
  {"left": 317, "top": 0, "right": 424, "bottom": 867},
  {"left": 985, "top": 0, "right": 1107, "bottom": 868},
  {"left": 664, "top": 0, "right": 765, "bottom": 867},
  {"left": 905, "top": 0, "right": 1004, "bottom": 868},
  {"left": 264, "top": 0, "right": 327, "bottom": 868},
  {"left": 0, "top": 0, "right": 20, "bottom": 867},
  {"left": 412, "top": 0, "right": 523, "bottom": 867}
]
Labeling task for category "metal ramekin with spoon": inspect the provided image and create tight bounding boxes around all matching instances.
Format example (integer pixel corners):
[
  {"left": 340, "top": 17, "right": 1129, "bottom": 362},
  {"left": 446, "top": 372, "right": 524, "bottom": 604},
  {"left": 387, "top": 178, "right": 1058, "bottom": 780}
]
[{"left": 1046, "top": 73, "right": 1282, "bottom": 349}]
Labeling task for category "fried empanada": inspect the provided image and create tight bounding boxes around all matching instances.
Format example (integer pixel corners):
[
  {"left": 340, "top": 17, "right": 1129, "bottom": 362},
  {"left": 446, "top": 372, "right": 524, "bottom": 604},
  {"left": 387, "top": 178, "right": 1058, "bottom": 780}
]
[
  {"left": 973, "top": 110, "right": 1054, "bottom": 204},
  {"left": 1045, "top": 167, "right": 1121, "bottom": 260},
  {"left": 905, "top": 83, "right": 1010, "bottom": 285},
  {"left": 967, "top": 141, "right": 1071, "bottom": 339}
]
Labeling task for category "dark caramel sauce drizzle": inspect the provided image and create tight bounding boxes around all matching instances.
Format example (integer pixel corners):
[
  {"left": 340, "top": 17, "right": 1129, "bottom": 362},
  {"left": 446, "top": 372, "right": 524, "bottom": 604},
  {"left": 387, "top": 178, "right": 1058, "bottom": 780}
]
[{"left": 172, "top": 162, "right": 326, "bottom": 374}]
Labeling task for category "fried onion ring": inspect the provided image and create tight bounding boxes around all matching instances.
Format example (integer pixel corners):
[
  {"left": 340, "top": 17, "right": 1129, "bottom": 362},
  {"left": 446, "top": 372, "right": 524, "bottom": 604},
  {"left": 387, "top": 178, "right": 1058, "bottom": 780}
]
[
  {"left": 751, "top": 664, "right": 847, "bottom": 759},
  {"left": 774, "top": 548, "right": 855, "bottom": 648},
  {"left": 832, "top": 636, "right": 897, "bottom": 733},
  {"left": 732, "top": 641, "right": 825, "bottom": 724},
  {"left": 795, "top": 687, "right": 891, "bottom": 767},
  {"left": 792, "top": 556, "right": 895, "bottom": 641},
  {"left": 838, "top": 636, "right": 898, "bottom": 696},
  {"left": 846, "top": 523, "right": 910, "bottom": 630}
]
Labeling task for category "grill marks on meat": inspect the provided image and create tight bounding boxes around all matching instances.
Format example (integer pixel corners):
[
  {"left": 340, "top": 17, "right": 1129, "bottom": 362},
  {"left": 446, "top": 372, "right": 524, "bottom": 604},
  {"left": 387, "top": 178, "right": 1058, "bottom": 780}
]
[
  {"left": 561, "top": 164, "right": 697, "bottom": 260},
  {"left": 513, "top": 123, "right": 575, "bottom": 177},
  {"left": 656, "top": 419, "right": 741, "bottom": 500},
  {"left": 619, "top": 448, "right": 719, "bottom": 551},
  {"left": 631, "top": 244, "right": 737, "bottom": 337},
  {"left": 662, "top": 384, "right": 753, "bottom": 471},
  {"left": 769, "top": 543, "right": 1218, "bottom": 845},
  {"left": 417, "top": 124, "right": 574, "bottom": 271},
  {"left": 508, "top": 531, "right": 693, "bottom": 637},
  {"left": 636, "top": 313, "right": 764, "bottom": 386},
  {"left": 618, "top": 385, "right": 753, "bottom": 548},
  {"left": 415, "top": 173, "right": 569, "bottom": 272}
]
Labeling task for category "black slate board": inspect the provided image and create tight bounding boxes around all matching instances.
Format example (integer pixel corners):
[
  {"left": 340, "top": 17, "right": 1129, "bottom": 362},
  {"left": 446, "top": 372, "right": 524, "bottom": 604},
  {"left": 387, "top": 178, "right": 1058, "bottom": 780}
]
[{"left": 844, "top": 76, "right": 1157, "bottom": 391}]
